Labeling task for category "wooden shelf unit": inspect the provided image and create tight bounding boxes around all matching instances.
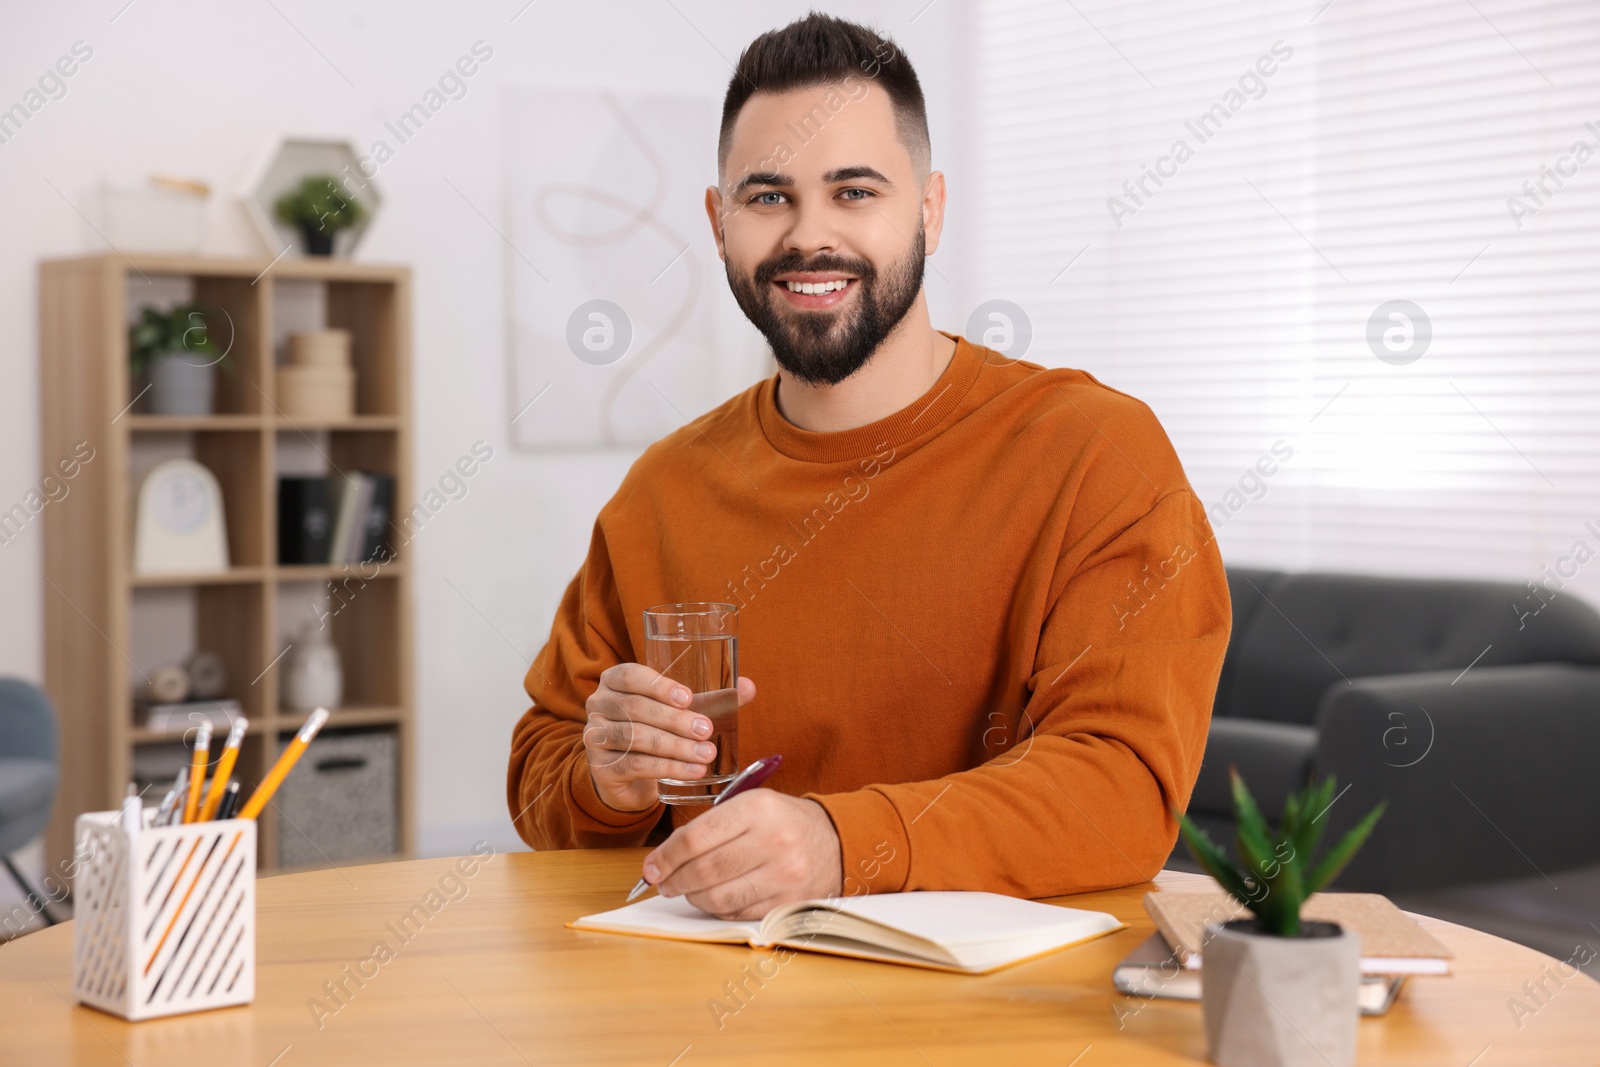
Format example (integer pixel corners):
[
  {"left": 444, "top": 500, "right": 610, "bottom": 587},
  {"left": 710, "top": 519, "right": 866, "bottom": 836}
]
[{"left": 39, "top": 253, "right": 415, "bottom": 874}]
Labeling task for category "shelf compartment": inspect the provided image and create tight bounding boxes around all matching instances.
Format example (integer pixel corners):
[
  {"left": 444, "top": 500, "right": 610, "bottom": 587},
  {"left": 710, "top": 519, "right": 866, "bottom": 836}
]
[
  {"left": 124, "top": 273, "right": 269, "bottom": 417},
  {"left": 275, "top": 571, "right": 400, "bottom": 709},
  {"left": 127, "top": 428, "right": 268, "bottom": 572},
  {"left": 130, "top": 582, "right": 267, "bottom": 723},
  {"left": 327, "top": 280, "right": 401, "bottom": 417}
]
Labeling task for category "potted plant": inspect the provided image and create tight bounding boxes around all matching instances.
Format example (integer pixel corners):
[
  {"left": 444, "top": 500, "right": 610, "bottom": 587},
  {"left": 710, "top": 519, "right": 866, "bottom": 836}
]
[
  {"left": 1176, "top": 771, "right": 1386, "bottom": 1067},
  {"left": 128, "top": 301, "right": 231, "bottom": 416},
  {"left": 273, "top": 175, "right": 366, "bottom": 256}
]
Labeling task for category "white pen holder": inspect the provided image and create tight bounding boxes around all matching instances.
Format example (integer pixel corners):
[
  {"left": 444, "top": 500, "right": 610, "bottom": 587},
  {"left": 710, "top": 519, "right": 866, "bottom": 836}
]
[{"left": 72, "top": 810, "right": 256, "bottom": 1020}]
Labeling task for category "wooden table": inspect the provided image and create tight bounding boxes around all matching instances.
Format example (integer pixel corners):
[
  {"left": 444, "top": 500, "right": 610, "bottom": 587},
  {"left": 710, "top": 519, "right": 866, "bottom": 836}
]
[{"left": 1, "top": 849, "right": 1596, "bottom": 1065}]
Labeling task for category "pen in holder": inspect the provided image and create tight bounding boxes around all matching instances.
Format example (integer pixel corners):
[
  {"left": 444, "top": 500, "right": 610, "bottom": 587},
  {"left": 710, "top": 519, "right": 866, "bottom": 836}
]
[{"left": 72, "top": 808, "right": 256, "bottom": 1020}]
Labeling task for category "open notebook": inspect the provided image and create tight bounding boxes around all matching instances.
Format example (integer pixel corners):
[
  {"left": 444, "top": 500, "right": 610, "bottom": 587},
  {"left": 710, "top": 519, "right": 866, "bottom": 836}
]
[{"left": 570, "top": 891, "right": 1125, "bottom": 975}]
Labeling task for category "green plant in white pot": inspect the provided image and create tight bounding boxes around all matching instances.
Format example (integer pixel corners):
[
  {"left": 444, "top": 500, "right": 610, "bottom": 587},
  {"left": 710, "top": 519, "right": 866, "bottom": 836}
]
[
  {"left": 129, "top": 301, "right": 231, "bottom": 416},
  {"left": 1176, "top": 771, "right": 1386, "bottom": 1067}
]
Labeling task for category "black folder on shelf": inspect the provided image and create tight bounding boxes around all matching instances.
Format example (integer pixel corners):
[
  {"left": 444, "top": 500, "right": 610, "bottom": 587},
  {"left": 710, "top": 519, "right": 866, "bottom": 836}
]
[{"left": 278, "top": 476, "right": 332, "bottom": 564}]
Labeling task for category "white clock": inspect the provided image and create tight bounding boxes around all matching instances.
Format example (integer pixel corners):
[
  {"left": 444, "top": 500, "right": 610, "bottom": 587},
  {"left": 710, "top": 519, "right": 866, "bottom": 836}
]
[{"left": 133, "top": 458, "right": 231, "bottom": 574}]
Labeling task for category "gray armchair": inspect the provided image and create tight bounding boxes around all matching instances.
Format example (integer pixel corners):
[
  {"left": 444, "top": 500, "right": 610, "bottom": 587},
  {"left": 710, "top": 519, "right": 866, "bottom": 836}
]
[
  {"left": 1175, "top": 566, "right": 1600, "bottom": 894},
  {"left": 0, "top": 678, "right": 61, "bottom": 927}
]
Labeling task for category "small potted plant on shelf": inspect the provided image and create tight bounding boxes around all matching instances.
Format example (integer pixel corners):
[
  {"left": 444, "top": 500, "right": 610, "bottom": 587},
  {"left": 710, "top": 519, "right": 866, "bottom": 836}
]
[
  {"left": 128, "top": 301, "right": 232, "bottom": 416},
  {"left": 1176, "top": 771, "right": 1386, "bottom": 1067},
  {"left": 273, "top": 174, "right": 366, "bottom": 256}
]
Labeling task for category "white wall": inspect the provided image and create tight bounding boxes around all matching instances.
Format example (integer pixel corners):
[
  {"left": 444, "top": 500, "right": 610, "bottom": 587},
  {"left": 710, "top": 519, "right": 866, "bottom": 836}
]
[{"left": 0, "top": 0, "right": 974, "bottom": 866}]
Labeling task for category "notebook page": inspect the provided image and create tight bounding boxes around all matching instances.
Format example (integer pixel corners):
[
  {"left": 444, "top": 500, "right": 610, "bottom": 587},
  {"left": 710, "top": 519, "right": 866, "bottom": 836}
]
[
  {"left": 825, "top": 891, "right": 1120, "bottom": 947},
  {"left": 571, "top": 893, "right": 762, "bottom": 943}
]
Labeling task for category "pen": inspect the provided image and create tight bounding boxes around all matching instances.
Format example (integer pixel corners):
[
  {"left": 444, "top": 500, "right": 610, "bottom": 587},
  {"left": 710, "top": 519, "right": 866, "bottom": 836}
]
[
  {"left": 155, "top": 764, "right": 189, "bottom": 827},
  {"left": 238, "top": 707, "right": 329, "bottom": 820},
  {"left": 215, "top": 780, "right": 242, "bottom": 820},
  {"left": 121, "top": 783, "right": 142, "bottom": 841},
  {"left": 626, "top": 754, "right": 785, "bottom": 903},
  {"left": 199, "top": 717, "right": 248, "bottom": 820},
  {"left": 181, "top": 721, "right": 212, "bottom": 824}
]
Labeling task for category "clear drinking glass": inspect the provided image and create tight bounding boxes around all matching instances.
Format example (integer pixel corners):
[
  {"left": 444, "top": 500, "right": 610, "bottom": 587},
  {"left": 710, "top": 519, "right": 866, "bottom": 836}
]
[{"left": 643, "top": 602, "right": 739, "bottom": 805}]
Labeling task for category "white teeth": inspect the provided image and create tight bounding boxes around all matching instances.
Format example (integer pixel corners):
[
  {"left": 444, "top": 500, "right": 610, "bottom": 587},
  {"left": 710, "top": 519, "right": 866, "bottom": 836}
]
[{"left": 784, "top": 279, "right": 850, "bottom": 294}]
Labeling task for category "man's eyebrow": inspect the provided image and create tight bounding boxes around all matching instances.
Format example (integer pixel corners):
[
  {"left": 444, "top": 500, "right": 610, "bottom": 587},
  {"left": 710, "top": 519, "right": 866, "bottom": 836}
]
[
  {"left": 824, "top": 165, "right": 892, "bottom": 186},
  {"left": 730, "top": 165, "right": 894, "bottom": 196}
]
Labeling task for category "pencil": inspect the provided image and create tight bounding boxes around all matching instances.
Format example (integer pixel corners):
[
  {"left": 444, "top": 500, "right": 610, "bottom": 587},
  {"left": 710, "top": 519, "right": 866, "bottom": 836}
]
[
  {"left": 199, "top": 717, "right": 249, "bottom": 820},
  {"left": 239, "top": 707, "right": 329, "bottom": 820},
  {"left": 181, "top": 722, "right": 212, "bottom": 824}
]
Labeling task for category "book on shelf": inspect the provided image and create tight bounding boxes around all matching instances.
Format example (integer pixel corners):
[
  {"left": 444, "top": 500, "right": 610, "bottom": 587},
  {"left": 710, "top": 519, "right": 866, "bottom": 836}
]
[
  {"left": 1112, "top": 931, "right": 1409, "bottom": 1015},
  {"left": 572, "top": 890, "right": 1124, "bottom": 975},
  {"left": 278, "top": 472, "right": 395, "bottom": 566},
  {"left": 359, "top": 472, "right": 395, "bottom": 564},
  {"left": 328, "top": 474, "right": 365, "bottom": 566},
  {"left": 1142, "top": 891, "right": 1454, "bottom": 976},
  {"left": 278, "top": 477, "right": 332, "bottom": 564}
]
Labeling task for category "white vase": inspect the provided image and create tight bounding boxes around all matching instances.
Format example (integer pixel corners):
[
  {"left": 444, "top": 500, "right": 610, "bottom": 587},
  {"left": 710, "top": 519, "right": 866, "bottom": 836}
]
[
  {"left": 284, "top": 628, "right": 342, "bottom": 711},
  {"left": 1201, "top": 918, "right": 1360, "bottom": 1067}
]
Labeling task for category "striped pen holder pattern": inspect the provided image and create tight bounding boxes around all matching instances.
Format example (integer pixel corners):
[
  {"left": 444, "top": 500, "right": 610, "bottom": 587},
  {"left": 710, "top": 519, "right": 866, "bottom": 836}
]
[{"left": 72, "top": 810, "right": 256, "bottom": 1020}]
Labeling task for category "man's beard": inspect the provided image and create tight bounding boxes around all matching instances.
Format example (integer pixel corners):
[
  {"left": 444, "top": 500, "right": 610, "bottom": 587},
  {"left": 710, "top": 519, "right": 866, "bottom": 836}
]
[{"left": 725, "top": 227, "right": 926, "bottom": 387}]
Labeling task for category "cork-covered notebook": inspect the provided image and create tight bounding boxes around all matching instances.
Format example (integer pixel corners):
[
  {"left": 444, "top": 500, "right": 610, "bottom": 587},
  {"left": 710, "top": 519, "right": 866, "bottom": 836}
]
[{"left": 1144, "top": 891, "right": 1453, "bottom": 976}]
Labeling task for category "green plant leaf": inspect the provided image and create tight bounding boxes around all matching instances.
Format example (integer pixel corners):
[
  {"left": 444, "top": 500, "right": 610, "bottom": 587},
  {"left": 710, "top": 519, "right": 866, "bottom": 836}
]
[
  {"left": 1298, "top": 777, "right": 1334, "bottom": 864},
  {"left": 1228, "top": 769, "right": 1283, "bottom": 881},
  {"left": 127, "top": 301, "right": 231, "bottom": 378},
  {"left": 1304, "top": 799, "right": 1388, "bottom": 893},
  {"left": 1275, "top": 778, "right": 1319, "bottom": 881},
  {"left": 1175, "top": 811, "right": 1253, "bottom": 905},
  {"left": 1280, "top": 788, "right": 1303, "bottom": 842},
  {"left": 274, "top": 174, "right": 367, "bottom": 233},
  {"left": 1234, "top": 829, "right": 1296, "bottom": 936}
]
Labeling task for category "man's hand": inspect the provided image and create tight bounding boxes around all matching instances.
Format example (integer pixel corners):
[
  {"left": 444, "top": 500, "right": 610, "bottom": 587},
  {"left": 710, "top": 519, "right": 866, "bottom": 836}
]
[
  {"left": 640, "top": 791, "right": 843, "bottom": 920},
  {"left": 583, "top": 663, "right": 757, "bottom": 812}
]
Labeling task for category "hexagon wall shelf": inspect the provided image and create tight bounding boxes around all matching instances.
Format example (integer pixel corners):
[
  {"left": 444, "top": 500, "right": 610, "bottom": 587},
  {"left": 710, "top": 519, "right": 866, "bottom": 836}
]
[{"left": 243, "top": 138, "right": 381, "bottom": 258}]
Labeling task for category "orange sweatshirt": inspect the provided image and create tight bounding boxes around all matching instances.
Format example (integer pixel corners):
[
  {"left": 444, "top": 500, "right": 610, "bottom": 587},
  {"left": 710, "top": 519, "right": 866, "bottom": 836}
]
[{"left": 507, "top": 330, "right": 1231, "bottom": 898}]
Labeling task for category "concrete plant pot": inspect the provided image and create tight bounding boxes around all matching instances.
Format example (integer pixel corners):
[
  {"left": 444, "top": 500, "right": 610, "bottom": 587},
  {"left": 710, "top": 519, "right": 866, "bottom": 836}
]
[
  {"left": 1201, "top": 918, "right": 1360, "bottom": 1067},
  {"left": 146, "top": 351, "right": 217, "bottom": 415}
]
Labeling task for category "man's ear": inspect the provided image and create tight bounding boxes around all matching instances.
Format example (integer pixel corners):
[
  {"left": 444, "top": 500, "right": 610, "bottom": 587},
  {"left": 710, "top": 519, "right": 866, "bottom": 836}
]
[
  {"left": 921, "top": 169, "right": 948, "bottom": 257},
  {"left": 704, "top": 185, "right": 727, "bottom": 261}
]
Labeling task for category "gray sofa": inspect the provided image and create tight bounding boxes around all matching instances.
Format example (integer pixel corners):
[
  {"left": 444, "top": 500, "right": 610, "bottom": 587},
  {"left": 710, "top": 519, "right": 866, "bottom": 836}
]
[{"left": 1173, "top": 566, "right": 1600, "bottom": 896}]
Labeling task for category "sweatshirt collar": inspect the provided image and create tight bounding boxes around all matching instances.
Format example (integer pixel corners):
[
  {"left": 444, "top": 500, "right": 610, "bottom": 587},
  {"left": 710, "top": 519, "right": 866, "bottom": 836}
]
[{"left": 756, "top": 330, "right": 983, "bottom": 464}]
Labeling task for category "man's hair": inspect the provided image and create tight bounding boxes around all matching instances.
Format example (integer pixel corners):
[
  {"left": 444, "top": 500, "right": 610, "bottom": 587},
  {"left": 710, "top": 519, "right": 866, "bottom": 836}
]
[{"left": 718, "top": 11, "right": 930, "bottom": 189}]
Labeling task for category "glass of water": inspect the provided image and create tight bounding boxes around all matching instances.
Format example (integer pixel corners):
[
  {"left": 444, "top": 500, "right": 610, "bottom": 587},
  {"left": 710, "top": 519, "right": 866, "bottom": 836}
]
[{"left": 643, "top": 602, "right": 739, "bottom": 805}]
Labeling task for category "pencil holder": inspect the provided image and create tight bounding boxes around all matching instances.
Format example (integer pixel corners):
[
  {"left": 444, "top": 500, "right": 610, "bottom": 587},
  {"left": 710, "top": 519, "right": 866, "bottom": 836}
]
[{"left": 72, "top": 810, "right": 256, "bottom": 1020}]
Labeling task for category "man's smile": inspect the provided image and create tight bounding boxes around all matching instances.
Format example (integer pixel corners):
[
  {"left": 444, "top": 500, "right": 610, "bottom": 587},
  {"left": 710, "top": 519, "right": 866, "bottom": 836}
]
[{"left": 771, "top": 274, "right": 859, "bottom": 310}]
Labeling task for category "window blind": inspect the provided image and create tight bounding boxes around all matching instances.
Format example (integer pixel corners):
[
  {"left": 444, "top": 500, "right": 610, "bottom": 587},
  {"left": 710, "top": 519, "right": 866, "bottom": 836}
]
[{"left": 972, "top": 0, "right": 1600, "bottom": 608}]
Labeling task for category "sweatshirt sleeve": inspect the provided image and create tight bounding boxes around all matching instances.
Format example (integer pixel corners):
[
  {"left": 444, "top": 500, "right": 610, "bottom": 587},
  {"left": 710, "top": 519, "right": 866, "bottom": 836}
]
[
  {"left": 806, "top": 488, "right": 1230, "bottom": 898},
  {"left": 507, "top": 518, "right": 666, "bottom": 849}
]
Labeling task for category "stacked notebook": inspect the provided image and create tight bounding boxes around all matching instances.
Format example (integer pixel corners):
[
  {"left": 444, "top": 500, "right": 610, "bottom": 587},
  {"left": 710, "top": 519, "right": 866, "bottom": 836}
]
[
  {"left": 573, "top": 891, "right": 1125, "bottom": 975},
  {"left": 278, "top": 472, "right": 396, "bottom": 566},
  {"left": 1114, "top": 891, "right": 1454, "bottom": 1015}
]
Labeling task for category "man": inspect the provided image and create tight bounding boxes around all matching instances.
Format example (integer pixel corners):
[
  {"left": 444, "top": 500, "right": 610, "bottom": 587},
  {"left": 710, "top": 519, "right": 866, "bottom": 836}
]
[{"left": 507, "top": 13, "right": 1230, "bottom": 921}]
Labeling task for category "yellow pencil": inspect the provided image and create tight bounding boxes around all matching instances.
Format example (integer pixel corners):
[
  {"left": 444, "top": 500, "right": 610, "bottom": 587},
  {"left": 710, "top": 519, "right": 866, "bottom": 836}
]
[
  {"left": 199, "top": 717, "right": 249, "bottom": 821},
  {"left": 181, "top": 722, "right": 212, "bottom": 824},
  {"left": 239, "top": 707, "right": 329, "bottom": 820}
]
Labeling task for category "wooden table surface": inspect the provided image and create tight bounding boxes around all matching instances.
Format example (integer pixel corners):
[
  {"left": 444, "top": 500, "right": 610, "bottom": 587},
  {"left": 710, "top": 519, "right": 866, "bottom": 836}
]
[{"left": 1, "top": 848, "right": 1597, "bottom": 1065}]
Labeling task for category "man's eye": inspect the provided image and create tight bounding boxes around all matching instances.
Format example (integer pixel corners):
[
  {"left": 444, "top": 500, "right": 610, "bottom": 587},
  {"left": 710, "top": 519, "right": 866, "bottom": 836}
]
[
  {"left": 752, "top": 192, "right": 784, "bottom": 205},
  {"left": 841, "top": 188, "right": 873, "bottom": 201}
]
